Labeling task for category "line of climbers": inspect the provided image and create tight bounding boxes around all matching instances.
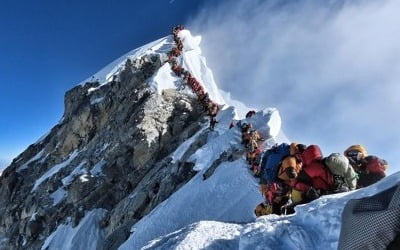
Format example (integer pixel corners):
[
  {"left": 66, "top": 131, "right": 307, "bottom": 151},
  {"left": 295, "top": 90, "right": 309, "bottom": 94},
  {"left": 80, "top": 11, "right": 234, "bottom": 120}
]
[
  {"left": 254, "top": 142, "right": 388, "bottom": 217},
  {"left": 167, "top": 26, "right": 389, "bottom": 218},
  {"left": 237, "top": 111, "right": 265, "bottom": 177},
  {"left": 168, "top": 25, "right": 219, "bottom": 130}
]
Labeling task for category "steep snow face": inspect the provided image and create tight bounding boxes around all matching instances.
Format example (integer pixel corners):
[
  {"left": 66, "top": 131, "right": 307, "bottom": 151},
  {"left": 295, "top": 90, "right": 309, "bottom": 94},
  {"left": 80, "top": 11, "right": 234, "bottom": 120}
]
[
  {"left": 132, "top": 173, "right": 400, "bottom": 250},
  {"left": 119, "top": 108, "right": 282, "bottom": 250}
]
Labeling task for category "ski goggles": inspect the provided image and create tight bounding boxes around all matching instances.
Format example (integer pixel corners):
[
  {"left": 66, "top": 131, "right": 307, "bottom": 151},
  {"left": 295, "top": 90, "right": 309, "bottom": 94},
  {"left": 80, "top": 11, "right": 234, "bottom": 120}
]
[{"left": 346, "top": 150, "right": 361, "bottom": 158}]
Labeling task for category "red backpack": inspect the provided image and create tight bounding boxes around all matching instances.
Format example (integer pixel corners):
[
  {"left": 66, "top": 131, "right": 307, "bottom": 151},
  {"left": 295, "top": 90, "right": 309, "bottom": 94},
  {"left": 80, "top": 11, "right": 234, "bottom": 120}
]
[
  {"left": 300, "top": 145, "right": 334, "bottom": 191},
  {"left": 301, "top": 145, "right": 323, "bottom": 166},
  {"left": 365, "top": 156, "right": 387, "bottom": 177},
  {"left": 303, "top": 161, "right": 334, "bottom": 191}
]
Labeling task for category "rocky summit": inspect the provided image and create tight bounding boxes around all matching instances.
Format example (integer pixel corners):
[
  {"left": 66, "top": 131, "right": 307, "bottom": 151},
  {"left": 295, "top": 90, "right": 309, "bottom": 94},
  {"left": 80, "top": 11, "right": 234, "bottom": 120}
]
[{"left": 0, "top": 53, "right": 211, "bottom": 249}]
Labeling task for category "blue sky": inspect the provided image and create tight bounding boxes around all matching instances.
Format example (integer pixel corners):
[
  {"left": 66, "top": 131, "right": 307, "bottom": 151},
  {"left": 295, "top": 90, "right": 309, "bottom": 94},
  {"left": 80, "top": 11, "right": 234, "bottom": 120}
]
[
  {"left": 1, "top": 0, "right": 399, "bottom": 175},
  {"left": 0, "top": 0, "right": 211, "bottom": 168}
]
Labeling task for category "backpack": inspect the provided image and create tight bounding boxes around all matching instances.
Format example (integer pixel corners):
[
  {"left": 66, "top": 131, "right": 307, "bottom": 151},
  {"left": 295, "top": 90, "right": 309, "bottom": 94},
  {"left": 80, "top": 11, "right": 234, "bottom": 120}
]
[
  {"left": 264, "top": 182, "right": 291, "bottom": 205},
  {"left": 278, "top": 155, "right": 302, "bottom": 181},
  {"left": 301, "top": 145, "right": 323, "bottom": 166},
  {"left": 302, "top": 161, "right": 334, "bottom": 192},
  {"left": 324, "top": 153, "right": 357, "bottom": 190},
  {"left": 365, "top": 156, "right": 387, "bottom": 177},
  {"left": 260, "top": 143, "right": 290, "bottom": 184}
]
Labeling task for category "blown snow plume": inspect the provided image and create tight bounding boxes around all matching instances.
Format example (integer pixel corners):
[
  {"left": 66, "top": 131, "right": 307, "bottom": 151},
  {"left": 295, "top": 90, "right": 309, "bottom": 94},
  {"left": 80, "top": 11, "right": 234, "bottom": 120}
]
[{"left": 0, "top": 27, "right": 282, "bottom": 249}]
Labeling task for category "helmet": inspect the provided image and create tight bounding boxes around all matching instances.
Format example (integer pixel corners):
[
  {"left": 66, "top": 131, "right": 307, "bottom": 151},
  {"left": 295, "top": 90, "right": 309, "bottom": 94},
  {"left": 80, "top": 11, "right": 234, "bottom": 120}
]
[
  {"left": 291, "top": 189, "right": 303, "bottom": 203},
  {"left": 344, "top": 145, "right": 368, "bottom": 159}
]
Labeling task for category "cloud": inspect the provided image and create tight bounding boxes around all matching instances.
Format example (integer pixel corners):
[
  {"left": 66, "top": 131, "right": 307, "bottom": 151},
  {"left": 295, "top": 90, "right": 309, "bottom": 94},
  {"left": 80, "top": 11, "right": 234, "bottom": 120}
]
[{"left": 189, "top": 0, "right": 400, "bottom": 173}]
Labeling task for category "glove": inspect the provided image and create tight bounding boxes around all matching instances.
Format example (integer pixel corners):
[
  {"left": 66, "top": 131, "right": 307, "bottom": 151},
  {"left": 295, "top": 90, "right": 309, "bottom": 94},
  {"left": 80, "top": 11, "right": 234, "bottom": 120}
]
[{"left": 306, "top": 187, "right": 320, "bottom": 201}]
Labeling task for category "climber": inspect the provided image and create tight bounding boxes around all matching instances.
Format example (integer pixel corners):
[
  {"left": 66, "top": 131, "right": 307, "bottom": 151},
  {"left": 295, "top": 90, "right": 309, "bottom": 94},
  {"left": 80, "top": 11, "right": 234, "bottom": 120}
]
[
  {"left": 198, "top": 93, "right": 210, "bottom": 107},
  {"left": 344, "top": 145, "right": 387, "bottom": 188},
  {"left": 209, "top": 116, "right": 219, "bottom": 131},
  {"left": 176, "top": 39, "right": 184, "bottom": 51},
  {"left": 182, "top": 71, "right": 191, "bottom": 84},
  {"left": 257, "top": 143, "right": 292, "bottom": 215},
  {"left": 171, "top": 63, "right": 184, "bottom": 76},
  {"left": 277, "top": 143, "right": 303, "bottom": 183},
  {"left": 172, "top": 25, "right": 185, "bottom": 36},
  {"left": 242, "top": 130, "right": 251, "bottom": 147},
  {"left": 289, "top": 144, "right": 337, "bottom": 203},
  {"left": 169, "top": 47, "right": 181, "bottom": 58},
  {"left": 246, "top": 142, "right": 258, "bottom": 164},
  {"left": 207, "top": 101, "right": 219, "bottom": 118},
  {"left": 323, "top": 153, "right": 357, "bottom": 191},
  {"left": 259, "top": 182, "right": 291, "bottom": 216},
  {"left": 188, "top": 76, "right": 197, "bottom": 88},
  {"left": 196, "top": 88, "right": 205, "bottom": 98},
  {"left": 246, "top": 130, "right": 264, "bottom": 159},
  {"left": 248, "top": 148, "right": 262, "bottom": 177}
]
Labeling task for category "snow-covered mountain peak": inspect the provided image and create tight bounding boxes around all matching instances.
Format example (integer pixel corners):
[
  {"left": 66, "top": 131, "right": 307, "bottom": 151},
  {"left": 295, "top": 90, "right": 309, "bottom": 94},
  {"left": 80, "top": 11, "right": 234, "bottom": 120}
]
[
  {"left": 0, "top": 25, "right": 287, "bottom": 249},
  {"left": 82, "top": 29, "right": 226, "bottom": 108},
  {"left": 3, "top": 26, "right": 395, "bottom": 250}
]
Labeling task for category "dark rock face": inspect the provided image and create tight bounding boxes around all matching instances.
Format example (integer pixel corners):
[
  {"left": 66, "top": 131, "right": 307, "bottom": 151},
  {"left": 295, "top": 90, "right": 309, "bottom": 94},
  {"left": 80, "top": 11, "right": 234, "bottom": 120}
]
[{"left": 0, "top": 55, "right": 208, "bottom": 249}]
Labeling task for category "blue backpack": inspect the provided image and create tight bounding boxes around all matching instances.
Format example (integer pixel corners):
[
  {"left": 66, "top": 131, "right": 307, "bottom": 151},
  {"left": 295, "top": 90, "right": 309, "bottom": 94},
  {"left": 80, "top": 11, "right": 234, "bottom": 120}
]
[{"left": 260, "top": 143, "right": 290, "bottom": 184}]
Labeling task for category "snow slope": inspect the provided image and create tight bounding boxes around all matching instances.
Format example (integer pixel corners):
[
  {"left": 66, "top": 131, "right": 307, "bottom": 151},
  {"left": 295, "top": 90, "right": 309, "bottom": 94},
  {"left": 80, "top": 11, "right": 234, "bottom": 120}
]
[
  {"left": 131, "top": 172, "right": 400, "bottom": 250},
  {"left": 41, "top": 209, "right": 107, "bottom": 250}
]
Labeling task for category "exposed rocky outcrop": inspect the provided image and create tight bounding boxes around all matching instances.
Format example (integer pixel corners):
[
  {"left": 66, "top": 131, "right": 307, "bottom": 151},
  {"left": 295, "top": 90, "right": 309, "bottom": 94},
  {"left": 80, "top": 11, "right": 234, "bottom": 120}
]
[{"left": 0, "top": 54, "right": 212, "bottom": 249}]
